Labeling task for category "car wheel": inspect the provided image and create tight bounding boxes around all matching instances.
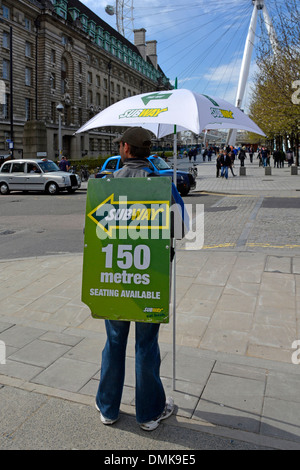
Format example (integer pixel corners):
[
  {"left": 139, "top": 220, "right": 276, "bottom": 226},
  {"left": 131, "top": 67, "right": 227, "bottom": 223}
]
[
  {"left": 0, "top": 182, "right": 10, "bottom": 195},
  {"left": 180, "top": 188, "right": 189, "bottom": 196},
  {"left": 46, "top": 182, "right": 59, "bottom": 195}
]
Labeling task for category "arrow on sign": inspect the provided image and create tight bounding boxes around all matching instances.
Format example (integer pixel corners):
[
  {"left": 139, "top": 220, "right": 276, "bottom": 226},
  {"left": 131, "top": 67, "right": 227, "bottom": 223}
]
[
  {"left": 141, "top": 92, "right": 173, "bottom": 105},
  {"left": 88, "top": 194, "right": 170, "bottom": 237}
]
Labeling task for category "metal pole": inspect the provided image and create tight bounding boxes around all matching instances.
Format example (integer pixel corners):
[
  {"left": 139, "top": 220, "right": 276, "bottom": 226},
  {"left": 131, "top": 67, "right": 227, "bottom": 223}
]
[
  {"left": 108, "top": 61, "right": 112, "bottom": 155},
  {"left": 35, "top": 21, "right": 39, "bottom": 120},
  {"left": 172, "top": 127, "right": 177, "bottom": 392},
  {"left": 172, "top": 78, "right": 178, "bottom": 391},
  {"left": 227, "top": 1, "right": 259, "bottom": 146},
  {"left": 0, "top": 19, "right": 13, "bottom": 155},
  {"left": 9, "top": 25, "right": 13, "bottom": 157},
  {"left": 58, "top": 112, "right": 62, "bottom": 158},
  {"left": 261, "top": 3, "right": 277, "bottom": 54},
  {"left": 172, "top": 238, "right": 176, "bottom": 391}
]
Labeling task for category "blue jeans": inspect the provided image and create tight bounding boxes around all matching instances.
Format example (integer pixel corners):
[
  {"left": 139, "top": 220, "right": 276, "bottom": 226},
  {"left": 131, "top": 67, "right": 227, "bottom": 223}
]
[
  {"left": 221, "top": 166, "right": 228, "bottom": 178},
  {"left": 96, "top": 320, "right": 166, "bottom": 423}
]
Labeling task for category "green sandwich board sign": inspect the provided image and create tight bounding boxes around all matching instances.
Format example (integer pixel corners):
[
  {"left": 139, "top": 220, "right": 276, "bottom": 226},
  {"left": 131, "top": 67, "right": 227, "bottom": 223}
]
[{"left": 81, "top": 177, "right": 172, "bottom": 323}]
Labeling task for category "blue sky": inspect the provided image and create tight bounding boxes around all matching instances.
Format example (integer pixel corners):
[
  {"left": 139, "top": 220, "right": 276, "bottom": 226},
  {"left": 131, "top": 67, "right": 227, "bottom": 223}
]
[{"left": 81, "top": 0, "right": 283, "bottom": 111}]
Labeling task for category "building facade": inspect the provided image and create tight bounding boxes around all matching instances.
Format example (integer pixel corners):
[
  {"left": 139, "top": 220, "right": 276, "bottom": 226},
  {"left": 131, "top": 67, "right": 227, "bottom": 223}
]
[{"left": 0, "top": 0, "right": 172, "bottom": 160}]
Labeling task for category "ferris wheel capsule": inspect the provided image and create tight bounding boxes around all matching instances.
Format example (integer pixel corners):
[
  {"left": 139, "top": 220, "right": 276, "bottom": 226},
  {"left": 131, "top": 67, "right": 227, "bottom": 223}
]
[{"left": 105, "top": 5, "right": 115, "bottom": 15}]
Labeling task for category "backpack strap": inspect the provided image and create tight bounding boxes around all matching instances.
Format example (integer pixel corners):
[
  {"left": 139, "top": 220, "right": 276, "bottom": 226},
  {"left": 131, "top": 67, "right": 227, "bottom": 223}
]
[{"left": 142, "top": 167, "right": 158, "bottom": 176}]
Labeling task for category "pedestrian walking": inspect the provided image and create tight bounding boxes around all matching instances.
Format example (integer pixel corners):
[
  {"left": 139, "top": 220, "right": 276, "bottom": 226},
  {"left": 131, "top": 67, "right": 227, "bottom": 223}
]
[
  {"left": 260, "top": 147, "right": 269, "bottom": 167},
  {"left": 58, "top": 156, "right": 70, "bottom": 172},
  {"left": 273, "top": 148, "right": 280, "bottom": 168},
  {"left": 249, "top": 145, "right": 254, "bottom": 163},
  {"left": 280, "top": 150, "right": 285, "bottom": 167},
  {"left": 220, "top": 150, "right": 231, "bottom": 179},
  {"left": 216, "top": 153, "right": 222, "bottom": 177},
  {"left": 238, "top": 147, "right": 246, "bottom": 167},
  {"left": 286, "top": 148, "right": 294, "bottom": 166},
  {"left": 228, "top": 151, "right": 236, "bottom": 176}
]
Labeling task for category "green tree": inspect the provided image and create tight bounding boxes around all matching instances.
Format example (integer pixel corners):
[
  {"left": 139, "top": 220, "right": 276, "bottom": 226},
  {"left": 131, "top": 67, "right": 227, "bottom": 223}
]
[{"left": 248, "top": 0, "right": 300, "bottom": 161}]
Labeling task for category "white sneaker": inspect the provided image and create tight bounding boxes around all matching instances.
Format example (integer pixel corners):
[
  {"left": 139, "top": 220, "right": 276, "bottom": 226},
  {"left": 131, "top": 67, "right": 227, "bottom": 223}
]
[
  {"left": 95, "top": 402, "right": 118, "bottom": 425},
  {"left": 140, "top": 397, "right": 174, "bottom": 431}
]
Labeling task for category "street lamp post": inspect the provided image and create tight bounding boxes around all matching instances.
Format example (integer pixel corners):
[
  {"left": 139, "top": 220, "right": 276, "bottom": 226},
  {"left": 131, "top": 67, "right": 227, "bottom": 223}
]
[
  {"left": 56, "top": 102, "right": 64, "bottom": 158},
  {"left": 0, "top": 19, "right": 13, "bottom": 156},
  {"left": 108, "top": 61, "right": 112, "bottom": 155}
]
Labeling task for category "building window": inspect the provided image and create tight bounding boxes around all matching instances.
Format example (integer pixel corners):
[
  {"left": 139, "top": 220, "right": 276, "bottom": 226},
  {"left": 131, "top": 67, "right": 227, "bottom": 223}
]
[
  {"left": 51, "top": 102, "right": 56, "bottom": 121},
  {"left": 25, "top": 98, "right": 32, "bottom": 121},
  {"left": 3, "top": 93, "right": 9, "bottom": 119},
  {"left": 25, "top": 42, "right": 32, "bottom": 58},
  {"left": 87, "top": 90, "right": 93, "bottom": 106},
  {"left": 0, "top": 93, "right": 8, "bottom": 119},
  {"left": 2, "top": 59, "right": 10, "bottom": 80},
  {"left": 2, "top": 5, "right": 10, "bottom": 19},
  {"left": 51, "top": 49, "right": 56, "bottom": 63},
  {"left": 87, "top": 71, "right": 92, "bottom": 84},
  {"left": 78, "top": 82, "right": 82, "bottom": 98},
  {"left": 61, "top": 57, "right": 68, "bottom": 94},
  {"left": 24, "top": 18, "right": 31, "bottom": 31},
  {"left": 4, "top": 132, "right": 10, "bottom": 149},
  {"left": 96, "top": 93, "right": 100, "bottom": 106},
  {"left": 78, "top": 108, "right": 82, "bottom": 125},
  {"left": 78, "top": 61, "right": 82, "bottom": 74},
  {"left": 96, "top": 75, "right": 100, "bottom": 87},
  {"left": 64, "top": 106, "right": 70, "bottom": 126},
  {"left": 25, "top": 67, "right": 32, "bottom": 86},
  {"left": 50, "top": 72, "right": 56, "bottom": 89},
  {"left": 2, "top": 31, "right": 10, "bottom": 50}
]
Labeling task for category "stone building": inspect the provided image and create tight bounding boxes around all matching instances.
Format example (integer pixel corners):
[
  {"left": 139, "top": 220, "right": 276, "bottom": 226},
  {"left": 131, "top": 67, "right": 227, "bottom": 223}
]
[{"left": 0, "top": 0, "right": 172, "bottom": 160}]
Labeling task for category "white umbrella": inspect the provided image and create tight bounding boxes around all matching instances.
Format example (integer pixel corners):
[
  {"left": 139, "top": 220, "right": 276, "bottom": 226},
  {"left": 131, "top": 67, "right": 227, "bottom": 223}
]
[{"left": 75, "top": 89, "right": 265, "bottom": 138}]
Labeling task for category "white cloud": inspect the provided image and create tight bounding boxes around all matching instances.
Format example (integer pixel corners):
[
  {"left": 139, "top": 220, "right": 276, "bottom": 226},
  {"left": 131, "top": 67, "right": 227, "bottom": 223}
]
[{"left": 203, "top": 60, "right": 243, "bottom": 84}]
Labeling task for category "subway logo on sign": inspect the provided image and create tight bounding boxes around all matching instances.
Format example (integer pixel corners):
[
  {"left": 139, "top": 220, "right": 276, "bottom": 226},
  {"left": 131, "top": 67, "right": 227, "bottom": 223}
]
[{"left": 88, "top": 193, "right": 170, "bottom": 237}]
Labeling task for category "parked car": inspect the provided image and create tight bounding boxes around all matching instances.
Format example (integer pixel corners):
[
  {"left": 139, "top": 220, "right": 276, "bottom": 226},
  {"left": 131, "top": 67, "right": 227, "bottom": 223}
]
[
  {"left": 95, "top": 155, "right": 196, "bottom": 196},
  {"left": 0, "top": 159, "right": 81, "bottom": 195},
  {"left": 0, "top": 154, "right": 11, "bottom": 163}
]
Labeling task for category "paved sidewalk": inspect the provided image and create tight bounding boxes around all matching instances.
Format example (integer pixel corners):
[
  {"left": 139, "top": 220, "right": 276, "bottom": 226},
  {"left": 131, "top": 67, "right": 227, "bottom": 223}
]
[
  {"left": 1, "top": 158, "right": 300, "bottom": 450},
  {"left": 177, "top": 154, "right": 300, "bottom": 196}
]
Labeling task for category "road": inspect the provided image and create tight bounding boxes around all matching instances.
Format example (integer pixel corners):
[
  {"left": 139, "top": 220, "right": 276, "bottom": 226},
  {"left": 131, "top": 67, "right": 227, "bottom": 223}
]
[
  {"left": 0, "top": 189, "right": 220, "bottom": 260},
  {"left": 1, "top": 163, "right": 300, "bottom": 260},
  {"left": 0, "top": 191, "right": 86, "bottom": 259}
]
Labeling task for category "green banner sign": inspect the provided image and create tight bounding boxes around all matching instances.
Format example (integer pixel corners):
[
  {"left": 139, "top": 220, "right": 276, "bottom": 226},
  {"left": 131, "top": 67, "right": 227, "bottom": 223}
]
[{"left": 81, "top": 177, "right": 172, "bottom": 323}]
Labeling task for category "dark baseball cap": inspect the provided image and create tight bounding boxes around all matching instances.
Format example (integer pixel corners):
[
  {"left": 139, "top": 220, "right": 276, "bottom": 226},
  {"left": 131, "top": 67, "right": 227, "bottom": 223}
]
[{"left": 113, "top": 127, "right": 152, "bottom": 149}]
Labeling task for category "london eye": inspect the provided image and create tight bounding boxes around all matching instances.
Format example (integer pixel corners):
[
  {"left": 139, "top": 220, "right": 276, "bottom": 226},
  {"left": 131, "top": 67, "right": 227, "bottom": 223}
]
[{"left": 105, "top": 0, "right": 134, "bottom": 39}]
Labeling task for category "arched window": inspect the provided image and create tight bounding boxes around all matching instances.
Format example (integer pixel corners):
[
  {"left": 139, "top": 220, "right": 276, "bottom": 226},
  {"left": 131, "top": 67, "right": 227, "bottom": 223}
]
[{"left": 61, "top": 58, "right": 68, "bottom": 94}]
